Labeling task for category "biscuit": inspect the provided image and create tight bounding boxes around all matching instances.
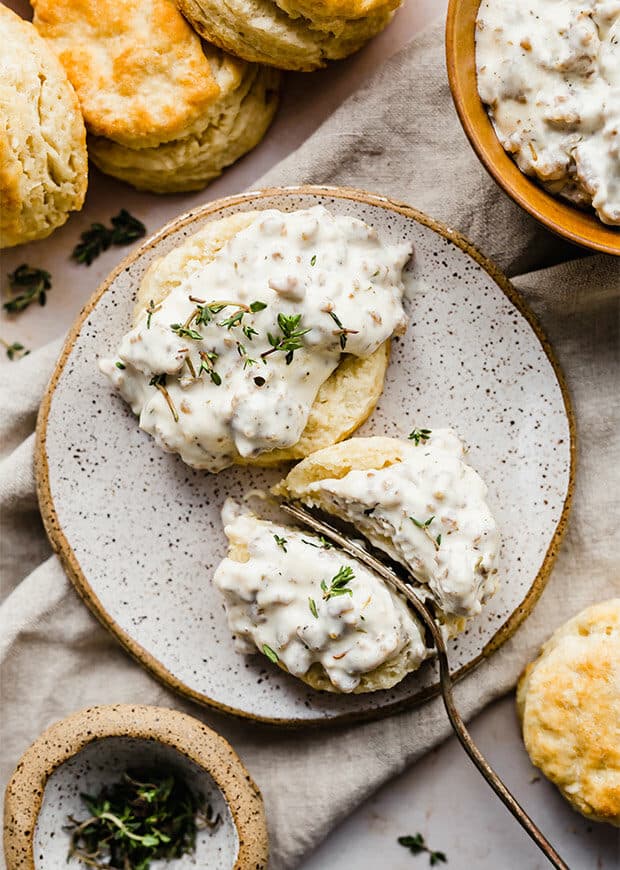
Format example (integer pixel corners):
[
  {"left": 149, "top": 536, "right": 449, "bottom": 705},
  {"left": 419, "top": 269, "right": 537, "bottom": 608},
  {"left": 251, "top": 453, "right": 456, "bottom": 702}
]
[
  {"left": 0, "top": 6, "right": 87, "bottom": 248},
  {"left": 274, "top": 433, "right": 500, "bottom": 633},
  {"left": 132, "top": 211, "right": 391, "bottom": 464},
  {"left": 88, "top": 51, "right": 280, "bottom": 193},
  {"left": 31, "top": 0, "right": 221, "bottom": 149},
  {"left": 224, "top": 518, "right": 426, "bottom": 693},
  {"left": 32, "top": 0, "right": 280, "bottom": 194},
  {"left": 176, "top": 0, "right": 400, "bottom": 71},
  {"left": 517, "top": 599, "right": 620, "bottom": 826}
]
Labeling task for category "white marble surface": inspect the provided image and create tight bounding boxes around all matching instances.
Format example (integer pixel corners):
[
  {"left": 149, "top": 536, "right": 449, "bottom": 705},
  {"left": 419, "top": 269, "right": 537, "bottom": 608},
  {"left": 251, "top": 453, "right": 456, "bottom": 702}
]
[{"left": 1, "top": 2, "right": 618, "bottom": 868}]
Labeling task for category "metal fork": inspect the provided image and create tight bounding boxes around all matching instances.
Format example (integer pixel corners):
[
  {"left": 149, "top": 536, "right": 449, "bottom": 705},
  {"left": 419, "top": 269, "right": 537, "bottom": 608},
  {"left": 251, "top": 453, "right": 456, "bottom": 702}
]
[{"left": 281, "top": 501, "right": 568, "bottom": 870}]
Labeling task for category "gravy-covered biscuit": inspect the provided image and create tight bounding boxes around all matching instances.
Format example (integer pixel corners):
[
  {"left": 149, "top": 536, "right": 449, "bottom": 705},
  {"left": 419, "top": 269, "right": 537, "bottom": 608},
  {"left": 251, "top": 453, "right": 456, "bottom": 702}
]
[
  {"left": 0, "top": 6, "right": 87, "bottom": 248},
  {"left": 214, "top": 507, "right": 429, "bottom": 693},
  {"left": 517, "top": 599, "right": 620, "bottom": 826},
  {"left": 99, "top": 207, "right": 411, "bottom": 471},
  {"left": 176, "top": 0, "right": 401, "bottom": 71},
  {"left": 32, "top": 0, "right": 279, "bottom": 193},
  {"left": 275, "top": 431, "right": 500, "bottom": 632}
]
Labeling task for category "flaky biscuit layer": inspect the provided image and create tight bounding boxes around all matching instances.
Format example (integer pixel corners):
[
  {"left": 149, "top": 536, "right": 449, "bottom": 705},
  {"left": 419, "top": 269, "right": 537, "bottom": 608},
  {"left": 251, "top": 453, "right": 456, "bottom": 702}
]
[{"left": 0, "top": 6, "right": 87, "bottom": 248}]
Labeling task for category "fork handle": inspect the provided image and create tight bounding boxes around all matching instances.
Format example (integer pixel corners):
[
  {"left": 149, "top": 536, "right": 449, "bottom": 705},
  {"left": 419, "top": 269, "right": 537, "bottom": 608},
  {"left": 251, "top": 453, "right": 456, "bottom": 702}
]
[
  {"left": 280, "top": 502, "right": 569, "bottom": 870},
  {"left": 429, "top": 611, "right": 569, "bottom": 870}
]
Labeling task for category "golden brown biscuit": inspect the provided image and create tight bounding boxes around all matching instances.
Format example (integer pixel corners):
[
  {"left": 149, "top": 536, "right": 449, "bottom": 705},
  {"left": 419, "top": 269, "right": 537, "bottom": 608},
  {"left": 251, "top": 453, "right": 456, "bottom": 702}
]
[
  {"left": 32, "top": 0, "right": 280, "bottom": 194},
  {"left": 0, "top": 6, "right": 87, "bottom": 248},
  {"left": 132, "top": 211, "right": 391, "bottom": 463},
  {"left": 31, "top": 0, "right": 220, "bottom": 148},
  {"left": 176, "top": 0, "right": 400, "bottom": 71},
  {"left": 517, "top": 599, "right": 620, "bottom": 826},
  {"left": 88, "top": 51, "right": 280, "bottom": 194}
]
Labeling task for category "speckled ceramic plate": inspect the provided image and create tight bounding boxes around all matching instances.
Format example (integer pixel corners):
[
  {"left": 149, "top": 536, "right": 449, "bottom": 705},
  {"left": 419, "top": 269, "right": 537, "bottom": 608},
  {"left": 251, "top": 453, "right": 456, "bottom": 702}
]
[{"left": 36, "top": 186, "right": 575, "bottom": 725}]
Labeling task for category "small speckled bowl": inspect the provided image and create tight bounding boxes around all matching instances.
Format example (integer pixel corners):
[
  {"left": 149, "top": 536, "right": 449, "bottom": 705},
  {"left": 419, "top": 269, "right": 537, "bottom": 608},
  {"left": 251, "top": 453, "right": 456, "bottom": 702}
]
[
  {"left": 446, "top": 0, "right": 620, "bottom": 255},
  {"left": 3, "top": 705, "right": 268, "bottom": 870}
]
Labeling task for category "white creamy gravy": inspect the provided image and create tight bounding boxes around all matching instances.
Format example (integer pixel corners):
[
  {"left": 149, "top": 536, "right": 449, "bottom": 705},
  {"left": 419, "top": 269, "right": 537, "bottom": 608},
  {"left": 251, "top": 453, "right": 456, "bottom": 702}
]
[
  {"left": 100, "top": 207, "right": 412, "bottom": 471},
  {"left": 476, "top": 0, "right": 620, "bottom": 224},
  {"left": 300, "top": 430, "right": 500, "bottom": 619},
  {"left": 214, "top": 506, "right": 428, "bottom": 693}
]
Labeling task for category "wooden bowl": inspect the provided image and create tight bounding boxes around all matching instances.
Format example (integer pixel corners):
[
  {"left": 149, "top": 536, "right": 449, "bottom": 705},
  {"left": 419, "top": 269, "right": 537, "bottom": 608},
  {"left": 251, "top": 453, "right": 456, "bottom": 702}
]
[
  {"left": 3, "top": 705, "right": 268, "bottom": 870},
  {"left": 446, "top": 0, "right": 620, "bottom": 256}
]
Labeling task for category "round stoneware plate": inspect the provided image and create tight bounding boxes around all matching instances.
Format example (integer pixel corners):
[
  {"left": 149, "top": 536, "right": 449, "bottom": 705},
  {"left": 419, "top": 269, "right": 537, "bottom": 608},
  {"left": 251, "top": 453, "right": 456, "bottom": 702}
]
[{"left": 36, "top": 186, "right": 575, "bottom": 725}]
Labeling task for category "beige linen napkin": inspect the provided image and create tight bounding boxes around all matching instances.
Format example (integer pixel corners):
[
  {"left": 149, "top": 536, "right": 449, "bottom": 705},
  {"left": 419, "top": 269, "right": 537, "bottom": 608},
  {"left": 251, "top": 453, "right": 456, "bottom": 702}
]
[{"left": 1, "top": 22, "right": 618, "bottom": 870}]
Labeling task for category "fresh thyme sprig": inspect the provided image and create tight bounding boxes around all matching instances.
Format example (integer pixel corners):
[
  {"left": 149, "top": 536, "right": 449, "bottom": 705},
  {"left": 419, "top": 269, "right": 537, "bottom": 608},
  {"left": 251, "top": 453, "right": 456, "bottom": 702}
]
[
  {"left": 198, "top": 351, "right": 221, "bottom": 386},
  {"left": 262, "top": 643, "right": 279, "bottom": 663},
  {"left": 65, "top": 769, "right": 218, "bottom": 870},
  {"left": 408, "top": 428, "right": 432, "bottom": 445},
  {"left": 236, "top": 342, "right": 257, "bottom": 369},
  {"left": 273, "top": 534, "right": 287, "bottom": 552},
  {"left": 1, "top": 338, "right": 30, "bottom": 360},
  {"left": 149, "top": 373, "right": 178, "bottom": 421},
  {"left": 398, "top": 833, "right": 447, "bottom": 866},
  {"left": 261, "top": 313, "right": 311, "bottom": 365},
  {"left": 73, "top": 222, "right": 110, "bottom": 265},
  {"left": 302, "top": 536, "right": 334, "bottom": 550},
  {"left": 4, "top": 265, "right": 51, "bottom": 313},
  {"left": 328, "top": 310, "right": 359, "bottom": 350},
  {"left": 110, "top": 209, "right": 147, "bottom": 245},
  {"left": 308, "top": 597, "right": 319, "bottom": 619},
  {"left": 321, "top": 565, "right": 355, "bottom": 601},
  {"left": 194, "top": 299, "right": 266, "bottom": 329},
  {"left": 410, "top": 515, "right": 435, "bottom": 530},
  {"left": 72, "top": 210, "right": 146, "bottom": 265},
  {"left": 171, "top": 323, "right": 203, "bottom": 341},
  {"left": 146, "top": 300, "right": 161, "bottom": 329},
  {"left": 410, "top": 515, "right": 440, "bottom": 551}
]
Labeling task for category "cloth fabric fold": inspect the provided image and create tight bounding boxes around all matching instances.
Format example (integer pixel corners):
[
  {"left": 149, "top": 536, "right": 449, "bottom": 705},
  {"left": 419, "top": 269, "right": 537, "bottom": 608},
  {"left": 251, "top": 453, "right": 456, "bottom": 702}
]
[{"left": 1, "top": 21, "right": 618, "bottom": 870}]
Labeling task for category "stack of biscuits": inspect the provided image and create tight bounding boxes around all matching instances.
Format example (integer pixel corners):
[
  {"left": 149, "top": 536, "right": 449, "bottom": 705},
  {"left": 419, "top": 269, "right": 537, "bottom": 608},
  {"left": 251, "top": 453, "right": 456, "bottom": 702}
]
[
  {"left": 31, "top": 0, "right": 281, "bottom": 195},
  {"left": 2, "top": 0, "right": 403, "bottom": 246}
]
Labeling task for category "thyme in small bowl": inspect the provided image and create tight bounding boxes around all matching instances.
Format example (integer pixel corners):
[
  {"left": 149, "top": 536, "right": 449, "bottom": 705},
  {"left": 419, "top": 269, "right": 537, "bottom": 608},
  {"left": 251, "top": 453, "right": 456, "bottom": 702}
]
[
  {"left": 72, "top": 210, "right": 146, "bottom": 265},
  {"left": 65, "top": 769, "right": 220, "bottom": 870},
  {"left": 3, "top": 265, "right": 51, "bottom": 313},
  {"left": 398, "top": 833, "right": 447, "bottom": 865}
]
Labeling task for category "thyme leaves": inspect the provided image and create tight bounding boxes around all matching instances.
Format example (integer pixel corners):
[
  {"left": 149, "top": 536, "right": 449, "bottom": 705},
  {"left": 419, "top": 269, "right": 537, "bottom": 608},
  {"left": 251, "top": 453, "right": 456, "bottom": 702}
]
[
  {"left": 410, "top": 515, "right": 440, "bottom": 551},
  {"left": 273, "top": 534, "right": 288, "bottom": 552},
  {"left": 408, "top": 428, "right": 432, "bottom": 445},
  {"left": 321, "top": 565, "right": 355, "bottom": 601},
  {"left": 302, "top": 536, "right": 334, "bottom": 550},
  {"left": 72, "top": 210, "right": 146, "bottom": 265},
  {"left": 198, "top": 351, "right": 221, "bottom": 386},
  {"left": 4, "top": 265, "right": 51, "bottom": 313},
  {"left": 1, "top": 338, "right": 30, "bottom": 361},
  {"left": 65, "top": 769, "right": 218, "bottom": 869},
  {"left": 328, "top": 310, "right": 359, "bottom": 350},
  {"left": 262, "top": 643, "right": 279, "bottom": 663},
  {"left": 398, "top": 833, "right": 447, "bottom": 866},
  {"left": 262, "top": 313, "right": 310, "bottom": 365},
  {"left": 410, "top": 515, "right": 435, "bottom": 530},
  {"left": 149, "top": 374, "right": 178, "bottom": 422}
]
